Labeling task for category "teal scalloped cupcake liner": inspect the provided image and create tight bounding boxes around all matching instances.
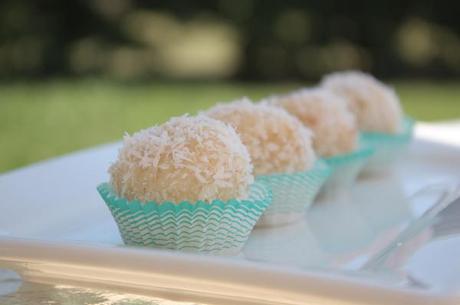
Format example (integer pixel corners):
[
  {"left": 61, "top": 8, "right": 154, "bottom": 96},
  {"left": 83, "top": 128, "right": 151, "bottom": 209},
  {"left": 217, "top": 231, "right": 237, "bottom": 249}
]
[
  {"left": 255, "top": 160, "right": 331, "bottom": 227},
  {"left": 360, "top": 117, "right": 415, "bottom": 172},
  {"left": 97, "top": 182, "right": 272, "bottom": 255},
  {"left": 319, "top": 145, "right": 374, "bottom": 200}
]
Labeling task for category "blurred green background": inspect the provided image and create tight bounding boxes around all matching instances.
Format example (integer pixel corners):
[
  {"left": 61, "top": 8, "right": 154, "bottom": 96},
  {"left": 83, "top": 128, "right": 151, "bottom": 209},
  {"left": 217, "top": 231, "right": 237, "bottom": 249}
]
[{"left": 1, "top": 1, "right": 459, "bottom": 172}]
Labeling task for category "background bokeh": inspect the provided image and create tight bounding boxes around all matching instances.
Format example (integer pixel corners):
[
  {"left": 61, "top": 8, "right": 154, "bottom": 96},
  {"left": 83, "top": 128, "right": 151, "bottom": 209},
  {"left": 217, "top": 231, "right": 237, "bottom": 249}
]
[
  {"left": 1, "top": 0, "right": 459, "bottom": 172},
  {"left": 2, "top": 0, "right": 460, "bottom": 80}
]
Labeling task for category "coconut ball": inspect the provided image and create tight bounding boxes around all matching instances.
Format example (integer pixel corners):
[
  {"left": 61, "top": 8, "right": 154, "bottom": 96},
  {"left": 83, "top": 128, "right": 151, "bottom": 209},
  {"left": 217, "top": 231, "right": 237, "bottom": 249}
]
[
  {"left": 321, "top": 71, "right": 403, "bottom": 134},
  {"left": 205, "top": 98, "right": 315, "bottom": 175},
  {"left": 269, "top": 88, "right": 358, "bottom": 157},
  {"left": 109, "top": 115, "right": 254, "bottom": 203}
]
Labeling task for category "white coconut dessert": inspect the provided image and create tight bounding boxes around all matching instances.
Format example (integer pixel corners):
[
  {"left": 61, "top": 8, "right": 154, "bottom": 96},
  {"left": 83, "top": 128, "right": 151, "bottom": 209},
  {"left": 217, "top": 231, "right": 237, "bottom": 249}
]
[
  {"left": 321, "top": 70, "right": 403, "bottom": 134},
  {"left": 205, "top": 98, "right": 316, "bottom": 175},
  {"left": 109, "top": 115, "right": 254, "bottom": 203},
  {"left": 268, "top": 87, "right": 358, "bottom": 158},
  {"left": 205, "top": 98, "right": 328, "bottom": 227}
]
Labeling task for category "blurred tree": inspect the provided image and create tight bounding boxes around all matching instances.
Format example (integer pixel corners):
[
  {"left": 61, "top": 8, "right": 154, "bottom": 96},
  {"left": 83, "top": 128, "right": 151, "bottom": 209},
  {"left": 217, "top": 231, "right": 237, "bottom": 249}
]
[{"left": 0, "top": 0, "right": 459, "bottom": 80}]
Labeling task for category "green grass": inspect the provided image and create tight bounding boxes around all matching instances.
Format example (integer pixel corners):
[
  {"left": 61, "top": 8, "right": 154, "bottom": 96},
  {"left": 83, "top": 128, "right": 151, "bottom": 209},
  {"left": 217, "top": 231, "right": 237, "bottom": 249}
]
[{"left": 1, "top": 80, "right": 459, "bottom": 173}]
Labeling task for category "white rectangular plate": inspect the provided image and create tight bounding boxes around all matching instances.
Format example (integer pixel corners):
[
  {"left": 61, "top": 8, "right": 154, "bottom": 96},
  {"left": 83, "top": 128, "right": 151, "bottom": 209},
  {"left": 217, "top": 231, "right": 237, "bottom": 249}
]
[{"left": 1, "top": 124, "right": 460, "bottom": 305}]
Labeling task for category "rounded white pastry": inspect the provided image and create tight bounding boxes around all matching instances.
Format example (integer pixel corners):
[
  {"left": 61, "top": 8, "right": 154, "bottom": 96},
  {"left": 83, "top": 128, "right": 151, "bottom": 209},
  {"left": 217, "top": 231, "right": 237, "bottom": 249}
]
[
  {"left": 206, "top": 98, "right": 315, "bottom": 175},
  {"left": 321, "top": 70, "right": 403, "bottom": 133},
  {"left": 269, "top": 87, "right": 358, "bottom": 157},
  {"left": 110, "top": 115, "right": 253, "bottom": 203}
]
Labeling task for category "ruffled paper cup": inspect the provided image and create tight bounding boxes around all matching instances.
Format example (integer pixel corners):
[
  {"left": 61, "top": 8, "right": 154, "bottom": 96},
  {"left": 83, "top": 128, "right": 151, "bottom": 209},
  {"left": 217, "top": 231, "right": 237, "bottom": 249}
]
[
  {"left": 360, "top": 117, "right": 415, "bottom": 173},
  {"left": 255, "top": 160, "right": 331, "bottom": 227},
  {"left": 318, "top": 145, "right": 374, "bottom": 200},
  {"left": 97, "top": 182, "right": 272, "bottom": 255}
]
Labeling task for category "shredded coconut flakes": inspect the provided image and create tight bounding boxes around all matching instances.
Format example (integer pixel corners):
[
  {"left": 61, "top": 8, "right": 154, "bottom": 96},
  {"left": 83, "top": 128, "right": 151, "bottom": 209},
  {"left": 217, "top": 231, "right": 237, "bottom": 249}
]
[
  {"left": 109, "top": 115, "right": 253, "bottom": 203},
  {"left": 266, "top": 87, "right": 358, "bottom": 157},
  {"left": 321, "top": 70, "right": 403, "bottom": 134},
  {"left": 205, "top": 98, "right": 316, "bottom": 175}
]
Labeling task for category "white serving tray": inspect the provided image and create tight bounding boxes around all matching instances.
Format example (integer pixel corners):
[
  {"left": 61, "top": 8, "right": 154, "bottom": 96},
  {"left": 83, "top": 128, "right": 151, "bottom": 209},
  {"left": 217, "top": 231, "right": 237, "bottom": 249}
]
[{"left": 1, "top": 123, "right": 460, "bottom": 305}]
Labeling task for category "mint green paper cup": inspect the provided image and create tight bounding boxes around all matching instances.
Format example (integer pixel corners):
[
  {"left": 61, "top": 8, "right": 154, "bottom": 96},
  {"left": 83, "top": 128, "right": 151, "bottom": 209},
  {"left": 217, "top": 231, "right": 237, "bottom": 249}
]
[
  {"left": 255, "top": 160, "right": 331, "bottom": 227},
  {"left": 97, "top": 182, "right": 272, "bottom": 255},
  {"left": 319, "top": 145, "right": 374, "bottom": 200},
  {"left": 360, "top": 117, "right": 414, "bottom": 173}
]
